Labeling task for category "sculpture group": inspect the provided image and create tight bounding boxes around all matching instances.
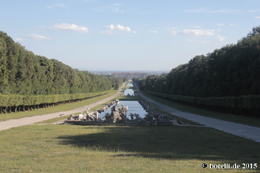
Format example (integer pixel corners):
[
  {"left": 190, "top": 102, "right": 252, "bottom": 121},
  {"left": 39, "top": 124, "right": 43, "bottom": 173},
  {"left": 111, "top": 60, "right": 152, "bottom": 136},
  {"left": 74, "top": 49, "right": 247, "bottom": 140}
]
[
  {"left": 67, "top": 99, "right": 129, "bottom": 123},
  {"left": 68, "top": 108, "right": 100, "bottom": 121},
  {"left": 65, "top": 99, "right": 177, "bottom": 126}
]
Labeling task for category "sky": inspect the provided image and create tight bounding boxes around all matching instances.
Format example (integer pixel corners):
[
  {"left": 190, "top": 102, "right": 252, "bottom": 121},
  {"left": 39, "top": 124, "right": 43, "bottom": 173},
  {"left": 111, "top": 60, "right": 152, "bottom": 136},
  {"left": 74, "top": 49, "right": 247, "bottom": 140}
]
[{"left": 1, "top": 0, "right": 260, "bottom": 72}]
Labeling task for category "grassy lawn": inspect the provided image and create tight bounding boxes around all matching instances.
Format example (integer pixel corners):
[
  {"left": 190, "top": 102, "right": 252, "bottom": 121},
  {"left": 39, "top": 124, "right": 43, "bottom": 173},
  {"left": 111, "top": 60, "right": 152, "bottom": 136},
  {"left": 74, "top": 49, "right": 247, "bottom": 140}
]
[
  {"left": 0, "top": 87, "right": 121, "bottom": 122},
  {"left": 115, "top": 95, "right": 142, "bottom": 101},
  {"left": 139, "top": 89, "right": 260, "bottom": 128},
  {"left": 34, "top": 115, "right": 72, "bottom": 124},
  {"left": 0, "top": 124, "right": 259, "bottom": 172}
]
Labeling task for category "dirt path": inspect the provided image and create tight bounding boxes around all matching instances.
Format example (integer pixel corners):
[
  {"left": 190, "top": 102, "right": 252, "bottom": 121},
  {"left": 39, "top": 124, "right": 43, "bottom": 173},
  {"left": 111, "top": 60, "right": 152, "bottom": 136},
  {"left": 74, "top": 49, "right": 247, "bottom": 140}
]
[
  {"left": 134, "top": 83, "right": 260, "bottom": 143},
  {"left": 0, "top": 83, "right": 125, "bottom": 131}
]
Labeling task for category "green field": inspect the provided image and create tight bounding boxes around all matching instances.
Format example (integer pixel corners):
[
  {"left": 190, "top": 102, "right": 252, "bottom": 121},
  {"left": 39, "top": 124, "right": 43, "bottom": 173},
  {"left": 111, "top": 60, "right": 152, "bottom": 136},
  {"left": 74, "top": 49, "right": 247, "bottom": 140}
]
[{"left": 0, "top": 125, "right": 259, "bottom": 172}]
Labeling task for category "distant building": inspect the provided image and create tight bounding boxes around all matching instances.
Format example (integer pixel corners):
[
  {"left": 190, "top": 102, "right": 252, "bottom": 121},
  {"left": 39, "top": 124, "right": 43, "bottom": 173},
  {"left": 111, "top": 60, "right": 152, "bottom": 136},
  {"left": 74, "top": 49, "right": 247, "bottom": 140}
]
[{"left": 112, "top": 72, "right": 148, "bottom": 79}]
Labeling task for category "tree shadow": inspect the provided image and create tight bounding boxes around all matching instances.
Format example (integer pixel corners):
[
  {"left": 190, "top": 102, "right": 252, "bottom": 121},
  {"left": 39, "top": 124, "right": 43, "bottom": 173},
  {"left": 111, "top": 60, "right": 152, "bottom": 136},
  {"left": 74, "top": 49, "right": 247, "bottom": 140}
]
[{"left": 57, "top": 126, "right": 260, "bottom": 163}]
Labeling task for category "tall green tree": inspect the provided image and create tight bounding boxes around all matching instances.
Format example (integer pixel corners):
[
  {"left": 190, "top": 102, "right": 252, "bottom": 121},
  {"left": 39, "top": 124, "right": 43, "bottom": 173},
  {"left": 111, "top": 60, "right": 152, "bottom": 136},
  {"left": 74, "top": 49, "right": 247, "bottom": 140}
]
[{"left": 0, "top": 38, "right": 8, "bottom": 92}]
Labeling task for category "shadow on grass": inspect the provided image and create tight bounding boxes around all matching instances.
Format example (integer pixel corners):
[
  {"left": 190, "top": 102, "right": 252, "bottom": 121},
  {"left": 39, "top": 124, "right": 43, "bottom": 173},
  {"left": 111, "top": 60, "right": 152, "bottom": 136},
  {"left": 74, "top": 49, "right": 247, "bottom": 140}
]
[{"left": 57, "top": 126, "right": 260, "bottom": 163}]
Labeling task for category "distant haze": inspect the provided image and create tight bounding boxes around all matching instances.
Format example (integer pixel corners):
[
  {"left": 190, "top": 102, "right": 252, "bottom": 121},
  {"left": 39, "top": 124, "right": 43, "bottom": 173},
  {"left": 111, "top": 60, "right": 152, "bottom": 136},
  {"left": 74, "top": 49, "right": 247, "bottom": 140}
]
[{"left": 87, "top": 70, "right": 169, "bottom": 76}]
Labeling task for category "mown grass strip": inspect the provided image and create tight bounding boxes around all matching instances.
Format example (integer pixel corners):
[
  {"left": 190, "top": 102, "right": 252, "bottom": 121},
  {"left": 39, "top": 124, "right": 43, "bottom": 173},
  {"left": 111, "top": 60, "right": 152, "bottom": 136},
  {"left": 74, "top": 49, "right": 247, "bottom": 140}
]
[
  {"left": 34, "top": 115, "right": 72, "bottom": 124},
  {"left": 0, "top": 125, "right": 259, "bottom": 172}
]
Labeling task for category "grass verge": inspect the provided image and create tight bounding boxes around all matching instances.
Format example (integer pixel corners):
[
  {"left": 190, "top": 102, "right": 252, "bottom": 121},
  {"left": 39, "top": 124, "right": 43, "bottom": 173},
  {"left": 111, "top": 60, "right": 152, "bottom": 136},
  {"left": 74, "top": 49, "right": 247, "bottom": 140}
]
[
  {"left": 34, "top": 115, "right": 72, "bottom": 124},
  {"left": 139, "top": 89, "right": 260, "bottom": 128},
  {"left": 141, "top": 99, "right": 202, "bottom": 126},
  {"left": 0, "top": 87, "right": 120, "bottom": 122},
  {"left": 0, "top": 124, "right": 259, "bottom": 172}
]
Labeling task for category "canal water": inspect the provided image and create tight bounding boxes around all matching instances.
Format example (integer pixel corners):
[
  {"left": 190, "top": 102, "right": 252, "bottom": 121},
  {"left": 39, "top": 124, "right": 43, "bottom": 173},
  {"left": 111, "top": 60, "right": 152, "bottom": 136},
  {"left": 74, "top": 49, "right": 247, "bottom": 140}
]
[
  {"left": 123, "top": 89, "right": 134, "bottom": 96},
  {"left": 126, "top": 83, "right": 133, "bottom": 87},
  {"left": 124, "top": 83, "right": 134, "bottom": 96},
  {"left": 98, "top": 100, "right": 147, "bottom": 119}
]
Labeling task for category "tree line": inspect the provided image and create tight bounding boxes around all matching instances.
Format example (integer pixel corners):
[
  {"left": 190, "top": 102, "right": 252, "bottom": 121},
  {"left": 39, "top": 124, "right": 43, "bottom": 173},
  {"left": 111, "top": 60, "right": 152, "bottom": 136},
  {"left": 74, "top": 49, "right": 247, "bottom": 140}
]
[
  {"left": 0, "top": 31, "right": 126, "bottom": 96},
  {"left": 0, "top": 31, "right": 127, "bottom": 113},
  {"left": 133, "top": 26, "right": 260, "bottom": 116}
]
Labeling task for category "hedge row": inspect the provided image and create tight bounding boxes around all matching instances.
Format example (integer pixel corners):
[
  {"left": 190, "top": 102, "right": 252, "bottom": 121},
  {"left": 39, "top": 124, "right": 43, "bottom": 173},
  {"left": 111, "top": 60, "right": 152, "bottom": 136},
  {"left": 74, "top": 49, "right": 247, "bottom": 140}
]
[
  {"left": 145, "top": 89, "right": 260, "bottom": 110},
  {"left": 0, "top": 90, "right": 109, "bottom": 107}
]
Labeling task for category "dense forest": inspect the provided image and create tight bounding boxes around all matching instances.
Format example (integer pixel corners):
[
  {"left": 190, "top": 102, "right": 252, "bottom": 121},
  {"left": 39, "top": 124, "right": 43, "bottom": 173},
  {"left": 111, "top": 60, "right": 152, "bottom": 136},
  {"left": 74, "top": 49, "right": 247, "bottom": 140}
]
[
  {"left": 133, "top": 26, "right": 260, "bottom": 116},
  {"left": 0, "top": 31, "right": 127, "bottom": 113},
  {"left": 0, "top": 31, "right": 126, "bottom": 95}
]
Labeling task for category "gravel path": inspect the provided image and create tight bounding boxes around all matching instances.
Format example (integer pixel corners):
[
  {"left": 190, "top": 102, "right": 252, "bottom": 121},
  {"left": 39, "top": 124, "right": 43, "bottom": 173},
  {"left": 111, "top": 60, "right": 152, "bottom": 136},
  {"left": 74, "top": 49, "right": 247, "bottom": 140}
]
[
  {"left": 0, "top": 83, "right": 125, "bottom": 131},
  {"left": 134, "top": 83, "right": 260, "bottom": 143}
]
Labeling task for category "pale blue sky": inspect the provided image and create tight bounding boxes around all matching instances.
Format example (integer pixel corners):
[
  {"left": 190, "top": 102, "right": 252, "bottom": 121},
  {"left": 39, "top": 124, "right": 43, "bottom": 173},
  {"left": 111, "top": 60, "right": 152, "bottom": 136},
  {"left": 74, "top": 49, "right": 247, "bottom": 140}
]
[{"left": 1, "top": 0, "right": 260, "bottom": 71}]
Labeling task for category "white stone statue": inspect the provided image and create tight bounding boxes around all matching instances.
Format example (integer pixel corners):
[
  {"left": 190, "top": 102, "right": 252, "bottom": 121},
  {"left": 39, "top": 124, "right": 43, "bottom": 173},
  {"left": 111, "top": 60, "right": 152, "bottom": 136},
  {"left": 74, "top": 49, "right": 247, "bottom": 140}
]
[
  {"left": 78, "top": 112, "right": 84, "bottom": 121},
  {"left": 94, "top": 111, "right": 99, "bottom": 120}
]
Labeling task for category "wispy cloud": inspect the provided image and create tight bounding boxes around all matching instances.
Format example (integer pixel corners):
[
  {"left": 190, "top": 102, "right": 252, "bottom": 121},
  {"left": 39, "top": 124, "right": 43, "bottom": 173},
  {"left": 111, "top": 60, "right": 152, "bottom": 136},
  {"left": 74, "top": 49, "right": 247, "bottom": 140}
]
[
  {"left": 187, "top": 39, "right": 210, "bottom": 43},
  {"left": 230, "top": 23, "right": 238, "bottom": 26},
  {"left": 171, "top": 29, "right": 215, "bottom": 37},
  {"left": 257, "top": 16, "right": 260, "bottom": 19},
  {"left": 113, "top": 3, "right": 121, "bottom": 6},
  {"left": 114, "top": 8, "right": 124, "bottom": 13},
  {"left": 167, "top": 27, "right": 175, "bottom": 31},
  {"left": 100, "top": 24, "right": 131, "bottom": 34},
  {"left": 194, "top": 26, "right": 201, "bottom": 29},
  {"left": 95, "top": 4, "right": 125, "bottom": 13},
  {"left": 50, "top": 23, "right": 89, "bottom": 32},
  {"left": 217, "top": 35, "right": 226, "bottom": 42},
  {"left": 26, "top": 34, "right": 51, "bottom": 40},
  {"left": 136, "top": 11, "right": 158, "bottom": 14},
  {"left": 133, "top": 31, "right": 137, "bottom": 34},
  {"left": 151, "top": 30, "right": 158, "bottom": 33},
  {"left": 15, "top": 38, "right": 23, "bottom": 42},
  {"left": 46, "top": 3, "right": 64, "bottom": 9},
  {"left": 186, "top": 8, "right": 260, "bottom": 14},
  {"left": 249, "top": 9, "right": 260, "bottom": 12},
  {"left": 184, "top": 8, "right": 240, "bottom": 13},
  {"left": 217, "top": 23, "right": 224, "bottom": 26}
]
